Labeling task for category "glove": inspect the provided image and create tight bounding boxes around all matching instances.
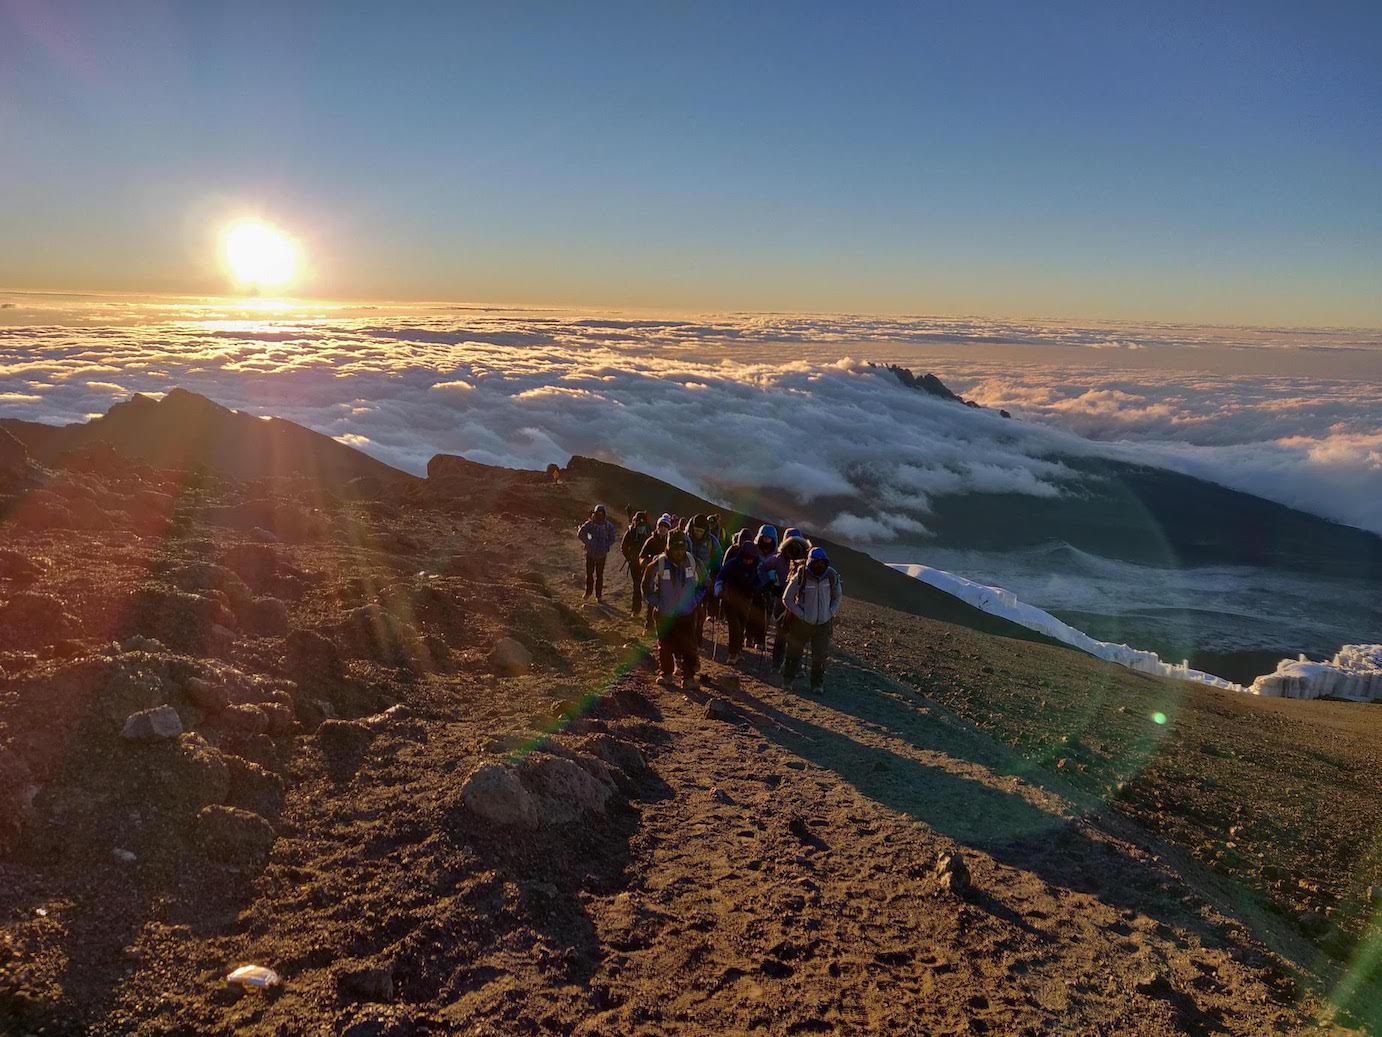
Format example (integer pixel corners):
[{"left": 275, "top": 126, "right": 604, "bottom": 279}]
[{"left": 714, "top": 581, "right": 723, "bottom": 596}]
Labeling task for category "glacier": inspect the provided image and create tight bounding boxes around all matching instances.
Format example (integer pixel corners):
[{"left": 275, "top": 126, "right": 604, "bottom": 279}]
[
  {"left": 1248, "top": 645, "right": 1382, "bottom": 702},
  {"left": 891, "top": 563, "right": 1382, "bottom": 703},
  {"left": 889, "top": 563, "right": 1245, "bottom": 691}
]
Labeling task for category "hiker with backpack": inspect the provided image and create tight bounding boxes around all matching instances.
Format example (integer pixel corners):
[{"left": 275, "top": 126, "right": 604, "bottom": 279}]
[
  {"left": 643, "top": 530, "right": 708, "bottom": 691},
  {"left": 685, "top": 513, "right": 722, "bottom": 642},
  {"left": 637, "top": 514, "right": 675, "bottom": 632},
  {"left": 781, "top": 546, "right": 843, "bottom": 693},
  {"left": 770, "top": 528, "right": 813, "bottom": 670},
  {"left": 576, "top": 504, "right": 620, "bottom": 603},
  {"left": 621, "top": 510, "right": 654, "bottom": 615},
  {"left": 750, "top": 525, "right": 781, "bottom": 653},
  {"left": 715, "top": 538, "right": 766, "bottom": 665}
]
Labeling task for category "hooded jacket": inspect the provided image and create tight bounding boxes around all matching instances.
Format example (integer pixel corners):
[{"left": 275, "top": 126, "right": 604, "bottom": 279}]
[
  {"left": 687, "top": 529, "right": 723, "bottom": 578},
  {"left": 621, "top": 519, "right": 652, "bottom": 561},
  {"left": 718, "top": 544, "right": 765, "bottom": 600},
  {"left": 643, "top": 552, "right": 707, "bottom": 618},
  {"left": 783, "top": 564, "right": 843, "bottom": 626},
  {"left": 577, "top": 516, "right": 619, "bottom": 557}
]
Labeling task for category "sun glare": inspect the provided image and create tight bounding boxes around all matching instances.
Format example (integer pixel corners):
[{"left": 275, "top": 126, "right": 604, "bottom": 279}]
[{"left": 221, "top": 219, "right": 300, "bottom": 293}]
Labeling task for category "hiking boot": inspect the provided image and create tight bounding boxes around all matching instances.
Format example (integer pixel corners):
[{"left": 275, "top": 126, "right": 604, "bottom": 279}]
[
  {"left": 582, "top": 591, "right": 592, "bottom": 601},
  {"left": 595, "top": 595, "right": 604, "bottom": 604},
  {"left": 658, "top": 673, "right": 677, "bottom": 688},
  {"left": 683, "top": 676, "right": 699, "bottom": 693}
]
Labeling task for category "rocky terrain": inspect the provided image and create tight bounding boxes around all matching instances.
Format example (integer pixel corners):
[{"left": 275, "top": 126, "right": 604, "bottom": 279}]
[{"left": 0, "top": 392, "right": 1378, "bottom": 1034}]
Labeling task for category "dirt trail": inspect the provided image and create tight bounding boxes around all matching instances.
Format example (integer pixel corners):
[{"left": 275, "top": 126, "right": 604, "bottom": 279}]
[{"left": 571, "top": 617, "right": 1319, "bottom": 1034}]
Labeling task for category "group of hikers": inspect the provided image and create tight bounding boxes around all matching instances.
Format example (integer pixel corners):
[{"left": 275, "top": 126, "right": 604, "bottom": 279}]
[{"left": 576, "top": 504, "right": 843, "bottom": 694}]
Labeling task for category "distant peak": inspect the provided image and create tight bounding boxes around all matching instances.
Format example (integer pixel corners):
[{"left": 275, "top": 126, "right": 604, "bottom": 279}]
[{"left": 873, "top": 363, "right": 1009, "bottom": 417}]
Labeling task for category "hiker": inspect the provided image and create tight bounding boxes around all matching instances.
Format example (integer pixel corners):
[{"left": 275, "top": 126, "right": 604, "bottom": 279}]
[
  {"left": 782, "top": 546, "right": 843, "bottom": 693},
  {"left": 716, "top": 539, "right": 765, "bottom": 664},
  {"left": 706, "top": 513, "right": 723, "bottom": 544},
  {"left": 576, "top": 504, "right": 620, "bottom": 602},
  {"left": 637, "top": 514, "right": 674, "bottom": 632},
  {"left": 685, "top": 513, "right": 722, "bottom": 641},
  {"left": 751, "top": 525, "right": 781, "bottom": 651},
  {"left": 643, "top": 529, "right": 708, "bottom": 690},
  {"left": 621, "top": 510, "right": 654, "bottom": 615},
  {"left": 770, "top": 529, "right": 813, "bottom": 670}
]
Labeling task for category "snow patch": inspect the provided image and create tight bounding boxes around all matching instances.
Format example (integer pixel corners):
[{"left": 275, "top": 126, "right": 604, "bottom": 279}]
[
  {"left": 1249, "top": 645, "right": 1382, "bottom": 701},
  {"left": 890, "top": 563, "right": 1244, "bottom": 691}
]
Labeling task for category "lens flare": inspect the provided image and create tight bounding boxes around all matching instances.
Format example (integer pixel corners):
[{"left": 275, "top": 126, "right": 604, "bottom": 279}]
[{"left": 221, "top": 219, "right": 300, "bottom": 292}]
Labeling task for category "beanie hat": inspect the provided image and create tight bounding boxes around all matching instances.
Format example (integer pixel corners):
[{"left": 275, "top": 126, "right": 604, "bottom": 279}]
[
  {"left": 667, "top": 530, "right": 689, "bottom": 550},
  {"left": 808, "top": 546, "right": 829, "bottom": 564},
  {"left": 657, "top": 513, "right": 673, "bottom": 529}
]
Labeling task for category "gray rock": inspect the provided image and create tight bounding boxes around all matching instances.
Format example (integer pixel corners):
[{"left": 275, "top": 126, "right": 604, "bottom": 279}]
[
  {"left": 121, "top": 704, "right": 184, "bottom": 742},
  {"left": 519, "top": 753, "right": 614, "bottom": 825},
  {"left": 459, "top": 762, "right": 539, "bottom": 829},
  {"left": 338, "top": 1003, "right": 414, "bottom": 1037},
  {"left": 488, "top": 636, "right": 532, "bottom": 676}
]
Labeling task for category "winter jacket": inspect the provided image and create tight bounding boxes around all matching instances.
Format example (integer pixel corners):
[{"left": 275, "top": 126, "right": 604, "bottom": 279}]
[
  {"left": 758, "top": 551, "right": 790, "bottom": 592},
  {"left": 643, "top": 553, "right": 707, "bottom": 618},
  {"left": 717, "top": 545, "right": 765, "bottom": 600},
  {"left": 687, "top": 530, "right": 723, "bottom": 578},
  {"left": 783, "top": 565, "right": 843, "bottom": 626},
  {"left": 779, "top": 535, "right": 811, "bottom": 565},
  {"left": 578, "top": 517, "right": 619, "bottom": 558},
  {"left": 622, "top": 522, "right": 652, "bottom": 561}
]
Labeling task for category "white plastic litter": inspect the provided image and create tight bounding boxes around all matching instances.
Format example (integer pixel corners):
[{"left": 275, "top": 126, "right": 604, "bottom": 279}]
[
  {"left": 112, "top": 848, "right": 137, "bottom": 863},
  {"left": 225, "top": 965, "right": 281, "bottom": 991}
]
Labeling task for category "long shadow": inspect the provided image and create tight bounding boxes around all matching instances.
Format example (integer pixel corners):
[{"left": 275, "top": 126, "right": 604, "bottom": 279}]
[{"left": 708, "top": 666, "right": 1294, "bottom": 986}]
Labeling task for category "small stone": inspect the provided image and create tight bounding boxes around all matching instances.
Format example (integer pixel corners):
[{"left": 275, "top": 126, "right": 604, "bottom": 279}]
[
  {"left": 704, "top": 698, "right": 738, "bottom": 723},
  {"left": 709, "top": 787, "right": 734, "bottom": 805},
  {"left": 112, "top": 847, "right": 137, "bottom": 863},
  {"left": 932, "top": 851, "right": 970, "bottom": 897},
  {"left": 488, "top": 636, "right": 533, "bottom": 676},
  {"left": 121, "top": 704, "right": 184, "bottom": 742}
]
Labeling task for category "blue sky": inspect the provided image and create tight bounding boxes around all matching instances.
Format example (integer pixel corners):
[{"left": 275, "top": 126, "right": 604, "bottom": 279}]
[{"left": 2, "top": 0, "right": 1380, "bottom": 323}]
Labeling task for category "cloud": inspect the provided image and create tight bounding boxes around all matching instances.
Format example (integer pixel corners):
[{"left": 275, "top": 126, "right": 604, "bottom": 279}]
[{"left": 0, "top": 297, "right": 1378, "bottom": 545}]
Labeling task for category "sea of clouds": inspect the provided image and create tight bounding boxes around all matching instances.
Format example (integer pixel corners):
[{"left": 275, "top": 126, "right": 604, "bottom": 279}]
[{"left": 1, "top": 296, "right": 1379, "bottom": 542}]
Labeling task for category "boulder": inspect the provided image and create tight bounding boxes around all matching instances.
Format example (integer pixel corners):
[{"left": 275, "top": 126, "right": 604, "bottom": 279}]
[
  {"left": 458, "top": 762, "right": 539, "bottom": 829},
  {"left": 244, "top": 597, "right": 291, "bottom": 636},
  {"left": 287, "top": 629, "right": 344, "bottom": 684},
  {"left": 518, "top": 753, "right": 613, "bottom": 825},
  {"left": 196, "top": 804, "right": 276, "bottom": 870},
  {"left": 121, "top": 704, "right": 184, "bottom": 742},
  {"left": 217, "top": 703, "right": 270, "bottom": 737},
  {"left": 182, "top": 676, "right": 230, "bottom": 713},
  {"left": 488, "top": 637, "right": 533, "bottom": 677},
  {"left": 571, "top": 733, "right": 645, "bottom": 775},
  {"left": 338, "top": 962, "right": 395, "bottom": 1002},
  {"left": 219, "top": 543, "right": 282, "bottom": 590},
  {"left": 316, "top": 719, "right": 376, "bottom": 757}
]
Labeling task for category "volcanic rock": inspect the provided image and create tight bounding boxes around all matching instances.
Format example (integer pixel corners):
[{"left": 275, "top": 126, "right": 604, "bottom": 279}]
[
  {"left": 244, "top": 596, "right": 291, "bottom": 635},
  {"left": 195, "top": 804, "right": 276, "bottom": 870},
  {"left": 458, "top": 762, "right": 539, "bottom": 829},
  {"left": 488, "top": 636, "right": 533, "bottom": 676},
  {"left": 121, "top": 704, "right": 184, "bottom": 742},
  {"left": 518, "top": 752, "right": 614, "bottom": 824}
]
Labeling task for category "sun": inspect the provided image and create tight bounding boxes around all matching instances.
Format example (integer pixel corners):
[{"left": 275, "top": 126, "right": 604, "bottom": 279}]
[{"left": 221, "top": 219, "right": 300, "bottom": 293}]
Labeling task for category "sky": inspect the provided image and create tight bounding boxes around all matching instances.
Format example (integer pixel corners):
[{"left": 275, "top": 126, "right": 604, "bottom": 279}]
[{"left": 2, "top": 1, "right": 1380, "bottom": 324}]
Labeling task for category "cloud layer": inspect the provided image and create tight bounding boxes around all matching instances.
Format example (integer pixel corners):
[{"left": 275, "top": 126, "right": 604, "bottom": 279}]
[{"left": 0, "top": 296, "right": 1379, "bottom": 542}]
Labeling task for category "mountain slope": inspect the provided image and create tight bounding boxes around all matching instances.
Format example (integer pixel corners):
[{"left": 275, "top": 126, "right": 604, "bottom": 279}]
[
  {"left": 563, "top": 454, "right": 1059, "bottom": 646},
  {"left": 0, "top": 389, "right": 416, "bottom": 491}
]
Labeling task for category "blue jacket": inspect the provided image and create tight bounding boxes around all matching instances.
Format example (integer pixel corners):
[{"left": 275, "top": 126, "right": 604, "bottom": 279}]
[
  {"left": 577, "top": 517, "right": 619, "bottom": 557},
  {"left": 643, "top": 553, "right": 707, "bottom": 617}
]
